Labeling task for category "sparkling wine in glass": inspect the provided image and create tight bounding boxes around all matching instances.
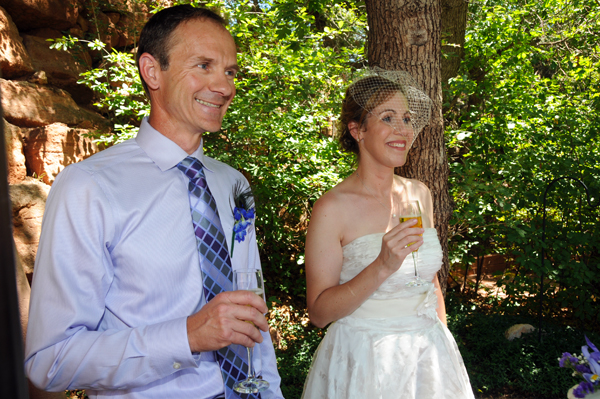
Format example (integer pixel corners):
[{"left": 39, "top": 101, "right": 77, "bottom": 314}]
[
  {"left": 232, "top": 268, "right": 270, "bottom": 394},
  {"left": 397, "top": 200, "right": 426, "bottom": 287}
]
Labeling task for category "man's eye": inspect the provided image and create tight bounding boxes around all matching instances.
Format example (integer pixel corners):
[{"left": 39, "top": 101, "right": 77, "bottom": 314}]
[
  {"left": 225, "top": 70, "right": 237, "bottom": 77},
  {"left": 403, "top": 117, "right": 411, "bottom": 124},
  {"left": 382, "top": 116, "right": 392, "bottom": 123},
  {"left": 198, "top": 64, "right": 208, "bottom": 70}
]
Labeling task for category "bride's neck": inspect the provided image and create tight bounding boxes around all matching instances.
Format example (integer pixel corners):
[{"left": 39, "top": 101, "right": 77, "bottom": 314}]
[{"left": 355, "top": 165, "right": 395, "bottom": 196}]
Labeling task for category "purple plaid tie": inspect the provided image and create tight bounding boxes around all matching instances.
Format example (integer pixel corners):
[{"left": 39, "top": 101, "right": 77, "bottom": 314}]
[{"left": 177, "top": 156, "right": 260, "bottom": 399}]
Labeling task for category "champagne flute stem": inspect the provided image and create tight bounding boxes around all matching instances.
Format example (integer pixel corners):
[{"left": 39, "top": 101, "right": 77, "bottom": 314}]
[
  {"left": 412, "top": 251, "right": 419, "bottom": 278},
  {"left": 246, "top": 346, "right": 254, "bottom": 378}
]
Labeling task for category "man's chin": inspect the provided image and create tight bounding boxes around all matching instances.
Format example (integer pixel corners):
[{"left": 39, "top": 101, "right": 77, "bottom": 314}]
[{"left": 199, "top": 120, "right": 224, "bottom": 134}]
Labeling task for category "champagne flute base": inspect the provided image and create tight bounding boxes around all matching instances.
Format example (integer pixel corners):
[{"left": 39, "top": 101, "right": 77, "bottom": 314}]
[
  {"left": 405, "top": 278, "right": 426, "bottom": 287},
  {"left": 234, "top": 377, "right": 270, "bottom": 394}
]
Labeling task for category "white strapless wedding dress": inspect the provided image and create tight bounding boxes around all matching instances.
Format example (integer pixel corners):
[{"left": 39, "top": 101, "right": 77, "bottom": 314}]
[{"left": 301, "top": 228, "right": 475, "bottom": 399}]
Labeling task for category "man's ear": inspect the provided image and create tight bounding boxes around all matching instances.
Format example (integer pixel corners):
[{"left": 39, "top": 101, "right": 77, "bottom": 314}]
[
  {"left": 348, "top": 121, "right": 362, "bottom": 142},
  {"left": 138, "top": 53, "right": 161, "bottom": 91}
]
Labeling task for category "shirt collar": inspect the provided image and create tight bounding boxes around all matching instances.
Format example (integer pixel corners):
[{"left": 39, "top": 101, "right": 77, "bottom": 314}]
[{"left": 135, "top": 117, "right": 213, "bottom": 173}]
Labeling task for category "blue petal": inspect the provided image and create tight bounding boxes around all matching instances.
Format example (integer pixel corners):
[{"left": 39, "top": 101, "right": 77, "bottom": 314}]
[
  {"left": 233, "top": 207, "right": 242, "bottom": 221},
  {"left": 589, "top": 359, "right": 600, "bottom": 376},
  {"left": 235, "top": 229, "right": 247, "bottom": 243},
  {"left": 586, "top": 336, "right": 599, "bottom": 353}
]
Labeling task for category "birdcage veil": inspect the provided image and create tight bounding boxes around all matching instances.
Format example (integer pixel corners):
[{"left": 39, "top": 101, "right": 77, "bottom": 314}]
[{"left": 347, "top": 67, "right": 433, "bottom": 143}]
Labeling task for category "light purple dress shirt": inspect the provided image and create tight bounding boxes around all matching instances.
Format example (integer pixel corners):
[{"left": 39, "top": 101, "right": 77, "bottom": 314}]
[{"left": 24, "top": 118, "right": 284, "bottom": 399}]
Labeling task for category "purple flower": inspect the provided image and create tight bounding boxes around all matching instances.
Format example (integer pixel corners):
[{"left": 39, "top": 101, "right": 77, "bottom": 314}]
[
  {"left": 576, "top": 363, "right": 592, "bottom": 374},
  {"left": 582, "top": 336, "right": 600, "bottom": 382},
  {"left": 573, "top": 381, "right": 596, "bottom": 398},
  {"left": 560, "top": 352, "right": 580, "bottom": 368}
]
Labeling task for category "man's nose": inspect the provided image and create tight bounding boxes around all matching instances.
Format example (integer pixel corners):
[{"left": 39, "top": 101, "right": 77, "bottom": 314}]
[{"left": 209, "top": 72, "right": 235, "bottom": 98}]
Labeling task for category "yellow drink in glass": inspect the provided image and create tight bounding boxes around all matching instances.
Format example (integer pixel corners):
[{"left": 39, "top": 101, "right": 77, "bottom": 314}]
[{"left": 399, "top": 215, "right": 423, "bottom": 251}]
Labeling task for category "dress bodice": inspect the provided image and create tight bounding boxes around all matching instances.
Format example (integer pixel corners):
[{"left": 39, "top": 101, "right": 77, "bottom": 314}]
[{"left": 340, "top": 228, "right": 442, "bottom": 300}]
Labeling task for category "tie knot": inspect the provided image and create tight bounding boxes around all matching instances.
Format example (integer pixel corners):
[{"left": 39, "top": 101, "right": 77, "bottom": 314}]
[{"left": 177, "top": 156, "right": 205, "bottom": 181}]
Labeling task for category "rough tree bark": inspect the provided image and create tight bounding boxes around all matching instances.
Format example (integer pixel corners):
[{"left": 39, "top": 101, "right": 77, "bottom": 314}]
[{"left": 365, "top": 0, "right": 452, "bottom": 294}]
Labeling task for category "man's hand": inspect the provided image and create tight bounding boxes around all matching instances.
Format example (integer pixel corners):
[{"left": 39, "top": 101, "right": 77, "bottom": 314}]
[{"left": 186, "top": 290, "right": 268, "bottom": 353}]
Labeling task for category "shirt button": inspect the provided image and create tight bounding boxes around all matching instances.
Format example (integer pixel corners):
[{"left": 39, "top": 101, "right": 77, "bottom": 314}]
[{"left": 173, "top": 362, "right": 181, "bottom": 370}]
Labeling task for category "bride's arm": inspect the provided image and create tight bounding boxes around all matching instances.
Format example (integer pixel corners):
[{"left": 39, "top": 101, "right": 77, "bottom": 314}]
[{"left": 305, "top": 193, "right": 423, "bottom": 328}]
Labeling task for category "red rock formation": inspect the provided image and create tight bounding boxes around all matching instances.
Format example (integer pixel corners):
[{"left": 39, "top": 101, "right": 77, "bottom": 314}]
[
  {"left": 22, "top": 34, "right": 94, "bottom": 104},
  {"left": 3, "top": 119, "right": 26, "bottom": 183},
  {"left": 0, "top": 79, "right": 108, "bottom": 127},
  {"left": 9, "top": 178, "right": 50, "bottom": 276},
  {"left": 0, "top": 0, "right": 79, "bottom": 31},
  {"left": 24, "top": 123, "right": 101, "bottom": 185},
  {"left": 0, "top": 6, "right": 34, "bottom": 78}
]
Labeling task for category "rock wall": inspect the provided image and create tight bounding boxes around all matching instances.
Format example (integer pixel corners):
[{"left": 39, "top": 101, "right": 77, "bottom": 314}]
[{"left": 0, "top": 0, "right": 149, "bottom": 278}]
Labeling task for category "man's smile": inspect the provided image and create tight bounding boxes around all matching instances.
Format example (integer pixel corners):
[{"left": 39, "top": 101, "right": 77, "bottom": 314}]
[{"left": 195, "top": 98, "right": 222, "bottom": 108}]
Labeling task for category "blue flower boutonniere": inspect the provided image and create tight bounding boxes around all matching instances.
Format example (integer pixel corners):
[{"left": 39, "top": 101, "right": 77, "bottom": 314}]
[{"left": 230, "top": 180, "right": 255, "bottom": 256}]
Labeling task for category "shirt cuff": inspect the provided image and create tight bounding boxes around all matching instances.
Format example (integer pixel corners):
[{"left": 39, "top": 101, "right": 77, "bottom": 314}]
[{"left": 146, "top": 316, "right": 198, "bottom": 376}]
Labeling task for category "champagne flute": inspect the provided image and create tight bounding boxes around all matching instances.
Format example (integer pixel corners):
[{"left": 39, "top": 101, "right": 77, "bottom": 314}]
[
  {"left": 397, "top": 200, "right": 426, "bottom": 287},
  {"left": 232, "top": 268, "right": 270, "bottom": 394}
]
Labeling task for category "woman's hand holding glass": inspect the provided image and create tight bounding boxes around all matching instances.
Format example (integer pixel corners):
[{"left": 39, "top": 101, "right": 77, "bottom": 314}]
[
  {"left": 378, "top": 213, "right": 424, "bottom": 277},
  {"left": 396, "top": 200, "right": 428, "bottom": 287}
]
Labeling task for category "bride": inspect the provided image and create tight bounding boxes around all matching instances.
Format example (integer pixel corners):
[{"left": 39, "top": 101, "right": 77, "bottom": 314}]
[{"left": 301, "top": 69, "right": 475, "bottom": 399}]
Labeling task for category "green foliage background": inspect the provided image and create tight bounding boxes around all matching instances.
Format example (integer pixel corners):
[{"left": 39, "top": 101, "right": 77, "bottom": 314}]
[
  {"left": 54, "top": 0, "right": 600, "bottom": 397},
  {"left": 445, "top": 0, "right": 600, "bottom": 328}
]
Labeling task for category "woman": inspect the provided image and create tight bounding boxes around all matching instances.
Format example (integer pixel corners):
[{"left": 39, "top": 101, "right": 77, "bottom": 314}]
[{"left": 301, "top": 69, "right": 474, "bottom": 399}]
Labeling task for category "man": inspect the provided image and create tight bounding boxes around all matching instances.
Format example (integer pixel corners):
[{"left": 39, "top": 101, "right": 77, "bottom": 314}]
[{"left": 24, "top": 5, "right": 284, "bottom": 399}]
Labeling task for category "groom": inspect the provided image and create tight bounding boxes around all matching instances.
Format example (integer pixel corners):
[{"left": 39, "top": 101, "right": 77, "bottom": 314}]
[{"left": 24, "top": 5, "right": 284, "bottom": 399}]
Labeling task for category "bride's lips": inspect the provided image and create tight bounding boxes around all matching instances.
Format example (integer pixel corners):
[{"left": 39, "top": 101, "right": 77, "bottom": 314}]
[{"left": 387, "top": 140, "right": 408, "bottom": 149}]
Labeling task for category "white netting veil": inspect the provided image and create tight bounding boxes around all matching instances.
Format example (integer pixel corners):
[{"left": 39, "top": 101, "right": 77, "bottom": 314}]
[{"left": 347, "top": 67, "right": 433, "bottom": 144}]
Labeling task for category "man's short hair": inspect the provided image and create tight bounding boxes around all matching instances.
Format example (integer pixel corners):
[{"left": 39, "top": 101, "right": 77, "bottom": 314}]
[{"left": 136, "top": 5, "right": 227, "bottom": 96}]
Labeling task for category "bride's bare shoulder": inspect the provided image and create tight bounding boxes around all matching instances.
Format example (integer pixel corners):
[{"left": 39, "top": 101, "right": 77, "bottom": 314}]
[
  {"left": 311, "top": 178, "right": 359, "bottom": 218},
  {"left": 395, "top": 175, "right": 432, "bottom": 197}
]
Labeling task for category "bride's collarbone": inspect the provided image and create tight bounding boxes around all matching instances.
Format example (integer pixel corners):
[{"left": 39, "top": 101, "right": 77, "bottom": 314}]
[{"left": 340, "top": 208, "right": 398, "bottom": 247}]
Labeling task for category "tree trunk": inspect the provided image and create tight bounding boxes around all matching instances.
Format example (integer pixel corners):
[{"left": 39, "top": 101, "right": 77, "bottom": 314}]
[
  {"left": 365, "top": 0, "right": 452, "bottom": 294},
  {"left": 440, "top": 0, "right": 468, "bottom": 84}
]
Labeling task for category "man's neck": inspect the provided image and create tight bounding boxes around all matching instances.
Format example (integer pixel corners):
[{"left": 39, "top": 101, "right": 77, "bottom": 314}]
[{"left": 147, "top": 114, "right": 203, "bottom": 155}]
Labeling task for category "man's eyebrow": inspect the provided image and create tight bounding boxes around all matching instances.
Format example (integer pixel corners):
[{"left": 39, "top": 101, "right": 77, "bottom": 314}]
[
  {"left": 192, "top": 55, "right": 213, "bottom": 64},
  {"left": 228, "top": 63, "right": 240, "bottom": 73}
]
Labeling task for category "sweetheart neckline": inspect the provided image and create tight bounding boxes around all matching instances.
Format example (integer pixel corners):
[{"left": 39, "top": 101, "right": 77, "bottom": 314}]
[{"left": 342, "top": 228, "right": 437, "bottom": 249}]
